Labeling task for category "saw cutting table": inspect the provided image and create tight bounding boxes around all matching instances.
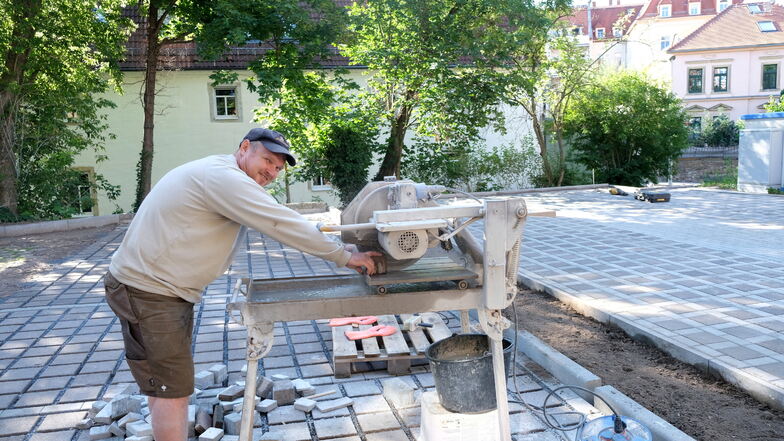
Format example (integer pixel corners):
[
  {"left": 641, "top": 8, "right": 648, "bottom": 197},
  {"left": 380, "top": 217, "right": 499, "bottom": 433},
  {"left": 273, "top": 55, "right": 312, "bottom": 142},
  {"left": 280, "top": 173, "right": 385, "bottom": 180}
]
[{"left": 228, "top": 274, "right": 483, "bottom": 440}]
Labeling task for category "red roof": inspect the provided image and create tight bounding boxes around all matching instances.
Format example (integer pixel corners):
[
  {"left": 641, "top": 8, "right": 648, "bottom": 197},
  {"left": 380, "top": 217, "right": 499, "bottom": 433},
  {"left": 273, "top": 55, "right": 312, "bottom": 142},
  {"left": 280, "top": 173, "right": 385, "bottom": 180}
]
[
  {"left": 565, "top": 5, "right": 643, "bottom": 40},
  {"left": 669, "top": 2, "right": 784, "bottom": 52}
]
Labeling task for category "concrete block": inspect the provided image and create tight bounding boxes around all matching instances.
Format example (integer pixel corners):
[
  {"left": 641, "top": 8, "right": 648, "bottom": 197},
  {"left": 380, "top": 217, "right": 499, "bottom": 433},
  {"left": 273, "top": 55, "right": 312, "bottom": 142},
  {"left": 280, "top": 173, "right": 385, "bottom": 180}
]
[
  {"left": 294, "top": 397, "right": 317, "bottom": 412},
  {"left": 292, "top": 378, "right": 315, "bottom": 396},
  {"left": 315, "top": 397, "right": 353, "bottom": 413},
  {"left": 213, "top": 403, "right": 224, "bottom": 429},
  {"left": 223, "top": 412, "right": 242, "bottom": 435},
  {"left": 118, "top": 412, "right": 143, "bottom": 429},
  {"left": 94, "top": 402, "right": 114, "bottom": 424},
  {"left": 109, "top": 394, "right": 142, "bottom": 420},
  {"left": 507, "top": 328, "right": 602, "bottom": 402},
  {"left": 195, "top": 370, "right": 215, "bottom": 389},
  {"left": 209, "top": 364, "right": 229, "bottom": 385},
  {"left": 222, "top": 436, "right": 240, "bottom": 441},
  {"left": 255, "top": 376, "right": 274, "bottom": 399},
  {"left": 199, "top": 427, "right": 224, "bottom": 441},
  {"left": 126, "top": 421, "right": 154, "bottom": 437},
  {"left": 88, "top": 425, "right": 112, "bottom": 440},
  {"left": 75, "top": 418, "right": 94, "bottom": 430},
  {"left": 382, "top": 378, "right": 415, "bottom": 408},
  {"left": 125, "top": 437, "right": 153, "bottom": 441},
  {"left": 256, "top": 399, "right": 277, "bottom": 413},
  {"left": 594, "top": 386, "right": 697, "bottom": 441},
  {"left": 195, "top": 406, "right": 212, "bottom": 435},
  {"left": 108, "top": 422, "right": 125, "bottom": 437},
  {"left": 218, "top": 385, "right": 244, "bottom": 401},
  {"left": 270, "top": 374, "right": 289, "bottom": 380},
  {"left": 273, "top": 380, "right": 296, "bottom": 406},
  {"left": 89, "top": 400, "right": 108, "bottom": 418}
]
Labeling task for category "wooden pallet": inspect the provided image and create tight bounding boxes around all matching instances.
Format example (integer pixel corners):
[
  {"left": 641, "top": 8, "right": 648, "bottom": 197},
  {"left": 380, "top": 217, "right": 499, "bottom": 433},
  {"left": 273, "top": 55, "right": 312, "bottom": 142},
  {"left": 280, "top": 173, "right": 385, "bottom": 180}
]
[{"left": 332, "top": 313, "right": 453, "bottom": 378}]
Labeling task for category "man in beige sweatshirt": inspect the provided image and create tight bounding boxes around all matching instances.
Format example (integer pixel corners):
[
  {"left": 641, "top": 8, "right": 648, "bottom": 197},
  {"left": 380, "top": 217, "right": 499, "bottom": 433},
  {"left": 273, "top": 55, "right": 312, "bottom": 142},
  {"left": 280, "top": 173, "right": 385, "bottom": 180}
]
[{"left": 105, "top": 128, "right": 379, "bottom": 441}]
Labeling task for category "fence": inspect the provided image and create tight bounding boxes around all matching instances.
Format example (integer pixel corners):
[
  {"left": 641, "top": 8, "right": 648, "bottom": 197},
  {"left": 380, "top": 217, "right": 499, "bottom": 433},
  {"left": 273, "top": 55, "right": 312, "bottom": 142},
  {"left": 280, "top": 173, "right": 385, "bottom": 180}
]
[{"left": 680, "top": 146, "right": 738, "bottom": 159}]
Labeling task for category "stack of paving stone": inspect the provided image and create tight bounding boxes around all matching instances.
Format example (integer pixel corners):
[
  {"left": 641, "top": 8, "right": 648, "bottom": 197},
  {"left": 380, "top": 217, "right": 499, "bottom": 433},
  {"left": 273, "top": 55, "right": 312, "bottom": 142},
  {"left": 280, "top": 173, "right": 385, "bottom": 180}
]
[{"left": 77, "top": 364, "right": 358, "bottom": 441}]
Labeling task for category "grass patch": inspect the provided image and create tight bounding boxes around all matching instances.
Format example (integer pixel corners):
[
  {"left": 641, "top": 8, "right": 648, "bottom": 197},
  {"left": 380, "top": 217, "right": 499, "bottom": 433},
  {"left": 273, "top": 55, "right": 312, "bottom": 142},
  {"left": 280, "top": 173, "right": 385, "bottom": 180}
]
[{"left": 701, "top": 159, "right": 737, "bottom": 190}]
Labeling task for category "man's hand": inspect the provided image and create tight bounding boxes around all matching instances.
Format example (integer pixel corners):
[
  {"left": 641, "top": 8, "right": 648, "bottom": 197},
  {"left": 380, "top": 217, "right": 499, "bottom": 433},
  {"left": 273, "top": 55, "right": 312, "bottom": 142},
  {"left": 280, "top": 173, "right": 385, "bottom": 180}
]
[{"left": 346, "top": 250, "right": 382, "bottom": 275}]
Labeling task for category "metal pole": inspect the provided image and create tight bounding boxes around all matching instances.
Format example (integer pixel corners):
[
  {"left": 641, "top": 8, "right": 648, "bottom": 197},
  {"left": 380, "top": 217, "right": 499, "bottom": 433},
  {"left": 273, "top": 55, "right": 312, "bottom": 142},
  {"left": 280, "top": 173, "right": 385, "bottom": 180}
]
[
  {"left": 239, "top": 358, "right": 258, "bottom": 441},
  {"left": 491, "top": 335, "right": 512, "bottom": 441}
]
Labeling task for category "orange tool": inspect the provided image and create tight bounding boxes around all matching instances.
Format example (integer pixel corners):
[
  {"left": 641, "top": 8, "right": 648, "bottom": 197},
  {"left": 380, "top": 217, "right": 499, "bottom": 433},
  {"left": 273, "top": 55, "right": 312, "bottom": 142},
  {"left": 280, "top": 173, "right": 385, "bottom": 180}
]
[
  {"left": 328, "top": 316, "right": 378, "bottom": 327},
  {"left": 344, "top": 325, "right": 397, "bottom": 341}
]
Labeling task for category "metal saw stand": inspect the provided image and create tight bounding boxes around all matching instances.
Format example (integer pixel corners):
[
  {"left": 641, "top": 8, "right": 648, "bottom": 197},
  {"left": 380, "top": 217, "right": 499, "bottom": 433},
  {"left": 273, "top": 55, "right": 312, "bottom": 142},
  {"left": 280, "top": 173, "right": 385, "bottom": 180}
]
[{"left": 227, "top": 198, "right": 526, "bottom": 441}]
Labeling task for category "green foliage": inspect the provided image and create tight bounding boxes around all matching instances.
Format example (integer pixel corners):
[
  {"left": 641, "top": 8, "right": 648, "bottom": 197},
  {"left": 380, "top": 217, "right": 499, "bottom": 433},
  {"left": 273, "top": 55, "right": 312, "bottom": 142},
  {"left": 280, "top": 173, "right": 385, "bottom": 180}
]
[
  {"left": 768, "top": 187, "right": 784, "bottom": 194},
  {"left": 531, "top": 148, "right": 592, "bottom": 188},
  {"left": 1, "top": 0, "right": 131, "bottom": 218},
  {"left": 701, "top": 159, "right": 737, "bottom": 190},
  {"left": 696, "top": 115, "right": 741, "bottom": 147},
  {"left": 563, "top": 71, "right": 689, "bottom": 187},
  {"left": 339, "top": 0, "right": 514, "bottom": 179},
  {"left": 763, "top": 91, "right": 784, "bottom": 112},
  {"left": 316, "top": 121, "right": 376, "bottom": 207},
  {"left": 401, "top": 137, "right": 541, "bottom": 192}
]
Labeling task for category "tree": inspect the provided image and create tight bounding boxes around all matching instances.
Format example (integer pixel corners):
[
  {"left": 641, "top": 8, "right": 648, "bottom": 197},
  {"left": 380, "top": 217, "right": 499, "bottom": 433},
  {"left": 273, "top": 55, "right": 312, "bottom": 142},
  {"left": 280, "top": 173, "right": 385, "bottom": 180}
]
[
  {"left": 339, "top": 0, "right": 509, "bottom": 181},
  {"left": 497, "top": 6, "right": 631, "bottom": 187},
  {"left": 563, "top": 71, "right": 689, "bottom": 186},
  {"left": 698, "top": 115, "right": 741, "bottom": 147},
  {"left": 0, "top": 0, "right": 129, "bottom": 217}
]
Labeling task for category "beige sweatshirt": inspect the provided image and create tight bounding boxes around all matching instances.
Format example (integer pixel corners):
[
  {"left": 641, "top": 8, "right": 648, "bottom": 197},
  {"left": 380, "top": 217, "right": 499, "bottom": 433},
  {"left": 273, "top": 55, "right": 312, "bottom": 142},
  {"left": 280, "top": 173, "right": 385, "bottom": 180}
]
[{"left": 109, "top": 154, "right": 351, "bottom": 303}]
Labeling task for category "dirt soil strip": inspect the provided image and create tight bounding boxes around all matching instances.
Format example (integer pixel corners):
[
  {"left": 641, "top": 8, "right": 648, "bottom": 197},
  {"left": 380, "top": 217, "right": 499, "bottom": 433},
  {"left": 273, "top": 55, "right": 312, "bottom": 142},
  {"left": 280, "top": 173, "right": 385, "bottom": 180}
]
[{"left": 509, "top": 289, "right": 784, "bottom": 441}]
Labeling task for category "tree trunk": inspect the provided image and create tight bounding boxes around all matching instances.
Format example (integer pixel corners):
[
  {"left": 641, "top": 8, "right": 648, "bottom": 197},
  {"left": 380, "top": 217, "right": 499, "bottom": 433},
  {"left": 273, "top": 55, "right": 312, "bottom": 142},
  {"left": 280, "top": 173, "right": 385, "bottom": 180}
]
[
  {"left": 0, "top": 0, "right": 42, "bottom": 216},
  {"left": 134, "top": 3, "right": 162, "bottom": 211},
  {"left": 374, "top": 91, "right": 414, "bottom": 181},
  {"left": 529, "top": 99, "right": 553, "bottom": 187}
]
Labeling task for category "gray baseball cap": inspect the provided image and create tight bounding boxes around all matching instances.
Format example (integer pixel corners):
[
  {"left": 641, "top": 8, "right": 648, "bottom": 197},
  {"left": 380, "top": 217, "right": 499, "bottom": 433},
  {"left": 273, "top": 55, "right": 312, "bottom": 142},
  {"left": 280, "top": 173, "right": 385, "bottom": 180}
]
[{"left": 241, "top": 128, "right": 296, "bottom": 166}]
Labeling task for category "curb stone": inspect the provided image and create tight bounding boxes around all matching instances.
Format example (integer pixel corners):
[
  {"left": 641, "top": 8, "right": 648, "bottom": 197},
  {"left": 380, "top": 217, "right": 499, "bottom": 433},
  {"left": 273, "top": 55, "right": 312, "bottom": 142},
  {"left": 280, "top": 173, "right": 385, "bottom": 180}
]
[{"left": 0, "top": 213, "right": 132, "bottom": 238}]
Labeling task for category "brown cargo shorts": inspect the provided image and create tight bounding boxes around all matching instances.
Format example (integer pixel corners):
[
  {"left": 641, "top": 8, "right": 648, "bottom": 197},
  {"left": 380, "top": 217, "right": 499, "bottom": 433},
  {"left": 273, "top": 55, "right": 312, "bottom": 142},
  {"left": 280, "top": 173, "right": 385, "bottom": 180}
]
[{"left": 104, "top": 272, "right": 195, "bottom": 398}]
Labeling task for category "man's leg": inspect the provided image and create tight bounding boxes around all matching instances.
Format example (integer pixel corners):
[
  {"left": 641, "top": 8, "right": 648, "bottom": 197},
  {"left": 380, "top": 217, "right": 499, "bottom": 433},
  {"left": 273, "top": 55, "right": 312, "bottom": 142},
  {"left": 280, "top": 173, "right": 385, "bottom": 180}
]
[{"left": 148, "top": 396, "right": 189, "bottom": 441}]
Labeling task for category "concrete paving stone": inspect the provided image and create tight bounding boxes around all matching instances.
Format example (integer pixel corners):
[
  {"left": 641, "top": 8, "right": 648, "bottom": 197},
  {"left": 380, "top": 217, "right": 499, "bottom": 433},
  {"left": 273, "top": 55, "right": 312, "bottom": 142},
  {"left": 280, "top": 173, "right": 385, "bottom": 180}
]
[
  {"left": 287, "top": 325, "right": 314, "bottom": 335},
  {"left": 682, "top": 331, "right": 727, "bottom": 345},
  {"left": 310, "top": 404, "right": 351, "bottom": 419},
  {"left": 28, "top": 430, "right": 77, "bottom": 441},
  {"left": 721, "top": 325, "right": 768, "bottom": 339},
  {"left": 414, "top": 372, "right": 434, "bottom": 388},
  {"left": 261, "top": 356, "right": 294, "bottom": 370},
  {"left": 58, "top": 343, "right": 93, "bottom": 354},
  {"left": 70, "top": 372, "right": 111, "bottom": 388},
  {"left": 756, "top": 320, "right": 784, "bottom": 332},
  {"left": 357, "top": 411, "right": 401, "bottom": 432},
  {"left": 266, "top": 421, "right": 311, "bottom": 441},
  {"left": 264, "top": 367, "right": 298, "bottom": 379},
  {"left": 398, "top": 407, "right": 420, "bottom": 428},
  {"left": 295, "top": 352, "right": 328, "bottom": 366},
  {"left": 37, "top": 411, "right": 86, "bottom": 432},
  {"left": 60, "top": 386, "right": 103, "bottom": 403},
  {"left": 292, "top": 343, "right": 322, "bottom": 354},
  {"left": 299, "top": 363, "right": 332, "bottom": 378},
  {"left": 289, "top": 333, "right": 319, "bottom": 344},
  {"left": 80, "top": 361, "right": 117, "bottom": 374},
  {"left": 350, "top": 395, "right": 391, "bottom": 415},
  {"left": 0, "top": 415, "right": 39, "bottom": 435},
  {"left": 343, "top": 380, "right": 381, "bottom": 397},
  {"left": 363, "top": 429, "right": 409, "bottom": 441},
  {"left": 39, "top": 364, "right": 80, "bottom": 378},
  {"left": 0, "top": 394, "right": 15, "bottom": 410},
  {"left": 87, "top": 349, "right": 123, "bottom": 363},
  {"left": 0, "top": 367, "right": 40, "bottom": 381},
  {"left": 49, "top": 353, "right": 89, "bottom": 365},
  {"left": 13, "top": 389, "right": 59, "bottom": 407},
  {"left": 0, "top": 380, "right": 30, "bottom": 396},
  {"left": 313, "top": 416, "right": 357, "bottom": 439},
  {"left": 266, "top": 405, "right": 307, "bottom": 424}
]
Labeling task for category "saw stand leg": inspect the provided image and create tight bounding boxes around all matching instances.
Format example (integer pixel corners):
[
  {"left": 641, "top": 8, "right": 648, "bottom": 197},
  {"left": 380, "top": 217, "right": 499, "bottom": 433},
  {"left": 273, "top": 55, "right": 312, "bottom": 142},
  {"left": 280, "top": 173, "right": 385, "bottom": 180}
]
[
  {"left": 239, "top": 322, "right": 274, "bottom": 441},
  {"left": 479, "top": 308, "right": 513, "bottom": 441}
]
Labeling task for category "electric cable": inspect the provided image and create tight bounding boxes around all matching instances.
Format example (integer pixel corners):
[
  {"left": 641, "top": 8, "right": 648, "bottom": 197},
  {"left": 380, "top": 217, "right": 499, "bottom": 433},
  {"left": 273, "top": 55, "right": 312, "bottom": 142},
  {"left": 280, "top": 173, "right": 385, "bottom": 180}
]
[
  {"left": 435, "top": 187, "right": 483, "bottom": 203},
  {"left": 507, "top": 297, "right": 623, "bottom": 441}
]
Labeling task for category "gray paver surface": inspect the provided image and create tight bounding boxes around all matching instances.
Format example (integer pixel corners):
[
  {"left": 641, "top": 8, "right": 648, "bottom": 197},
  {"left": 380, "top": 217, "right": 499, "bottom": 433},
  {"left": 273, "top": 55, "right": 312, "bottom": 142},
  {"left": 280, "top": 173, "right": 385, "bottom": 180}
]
[
  {"left": 0, "top": 217, "right": 594, "bottom": 440},
  {"left": 500, "top": 187, "right": 784, "bottom": 406}
]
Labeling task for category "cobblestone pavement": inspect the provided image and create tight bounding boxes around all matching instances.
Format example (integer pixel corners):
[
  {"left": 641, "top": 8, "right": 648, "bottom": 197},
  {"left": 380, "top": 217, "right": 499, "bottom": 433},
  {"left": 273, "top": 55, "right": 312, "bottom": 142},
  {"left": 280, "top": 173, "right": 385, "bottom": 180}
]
[
  {"left": 502, "top": 187, "right": 784, "bottom": 409},
  {"left": 0, "top": 224, "right": 595, "bottom": 440}
]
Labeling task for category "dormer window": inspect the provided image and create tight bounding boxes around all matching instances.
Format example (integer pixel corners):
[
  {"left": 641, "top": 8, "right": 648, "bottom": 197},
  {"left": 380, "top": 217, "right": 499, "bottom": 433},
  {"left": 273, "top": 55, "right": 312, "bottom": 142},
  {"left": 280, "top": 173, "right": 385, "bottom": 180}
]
[
  {"left": 718, "top": 0, "right": 729, "bottom": 12},
  {"left": 613, "top": 28, "right": 622, "bottom": 38},
  {"left": 758, "top": 21, "right": 778, "bottom": 32},
  {"left": 660, "top": 5, "right": 671, "bottom": 17},
  {"left": 596, "top": 28, "right": 605, "bottom": 39},
  {"left": 573, "top": 26, "right": 583, "bottom": 35},
  {"left": 689, "top": 2, "right": 701, "bottom": 15},
  {"left": 747, "top": 4, "right": 763, "bottom": 14}
]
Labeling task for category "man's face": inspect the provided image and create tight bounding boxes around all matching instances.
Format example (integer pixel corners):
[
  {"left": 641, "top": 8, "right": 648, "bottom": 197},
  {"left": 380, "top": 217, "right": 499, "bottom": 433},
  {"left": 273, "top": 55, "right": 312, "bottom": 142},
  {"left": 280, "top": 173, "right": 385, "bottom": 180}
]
[{"left": 236, "top": 140, "right": 286, "bottom": 186}]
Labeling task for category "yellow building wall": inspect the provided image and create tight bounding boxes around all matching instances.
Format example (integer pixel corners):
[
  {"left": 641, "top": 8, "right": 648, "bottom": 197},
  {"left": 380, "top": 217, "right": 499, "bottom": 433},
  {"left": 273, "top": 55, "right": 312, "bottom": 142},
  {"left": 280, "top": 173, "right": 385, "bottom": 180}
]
[{"left": 76, "top": 69, "right": 532, "bottom": 215}]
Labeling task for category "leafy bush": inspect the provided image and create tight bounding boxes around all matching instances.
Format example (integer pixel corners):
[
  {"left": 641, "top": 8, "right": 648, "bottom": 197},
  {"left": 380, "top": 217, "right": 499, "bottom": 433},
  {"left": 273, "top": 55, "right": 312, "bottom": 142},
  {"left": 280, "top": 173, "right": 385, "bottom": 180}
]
[
  {"left": 564, "top": 71, "right": 689, "bottom": 186},
  {"left": 401, "top": 137, "right": 541, "bottom": 192},
  {"left": 315, "top": 120, "right": 377, "bottom": 206},
  {"left": 767, "top": 187, "right": 783, "bottom": 195},
  {"left": 697, "top": 115, "right": 741, "bottom": 147},
  {"left": 531, "top": 148, "right": 592, "bottom": 188}
]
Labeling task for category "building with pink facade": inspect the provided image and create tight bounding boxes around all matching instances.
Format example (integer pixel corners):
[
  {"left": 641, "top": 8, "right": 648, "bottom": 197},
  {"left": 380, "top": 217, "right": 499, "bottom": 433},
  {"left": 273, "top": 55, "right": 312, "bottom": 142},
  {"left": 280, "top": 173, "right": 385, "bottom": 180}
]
[{"left": 668, "top": 3, "right": 784, "bottom": 130}]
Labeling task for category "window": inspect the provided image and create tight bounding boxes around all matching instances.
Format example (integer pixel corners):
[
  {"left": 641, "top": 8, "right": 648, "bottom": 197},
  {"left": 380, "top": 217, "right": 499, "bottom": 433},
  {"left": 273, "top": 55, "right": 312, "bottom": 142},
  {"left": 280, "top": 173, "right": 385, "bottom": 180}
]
[
  {"left": 689, "top": 117, "right": 702, "bottom": 132},
  {"left": 747, "top": 4, "right": 762, "bottom": 14},
  {"left": 212, "top": 86, "right": 239, "bottom": 120},
  {"left": 312, "top": 175, "right": 331, "bottom": 191},
  {"left": 688, "top": 68, "right": 703, "bottom": 93},
  {"left": 71, "top": 169, "right": 97, "bottom": 216},
  {"left": 661, "top": 35, "right": 671, "bottom": 50},
  {"left": 758, "top": 21, "right": 778, "bottom": 32},
  {"left": 713, "top": 67, "right": 728, "bottom": 92},
  {"left": 763, "top": 64, "right": 778, "bottom": 90},
  {"left": 613, "top": 28, "right": 622, "bottom": 38},
  {"left": 718, "top": 0, "right": 729, "bottom": 12},
  {"left": 596, "top": 28, "right": 605, "bottom": 39},
  {"left": 689, "top": 2, "right": 701, "bottom": 15},
  {"left": 660, "top": 5, "right": 671, "bottom": 17},
  {"left": 573, "top": 26, "right": 583, "bottom": 36}
]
